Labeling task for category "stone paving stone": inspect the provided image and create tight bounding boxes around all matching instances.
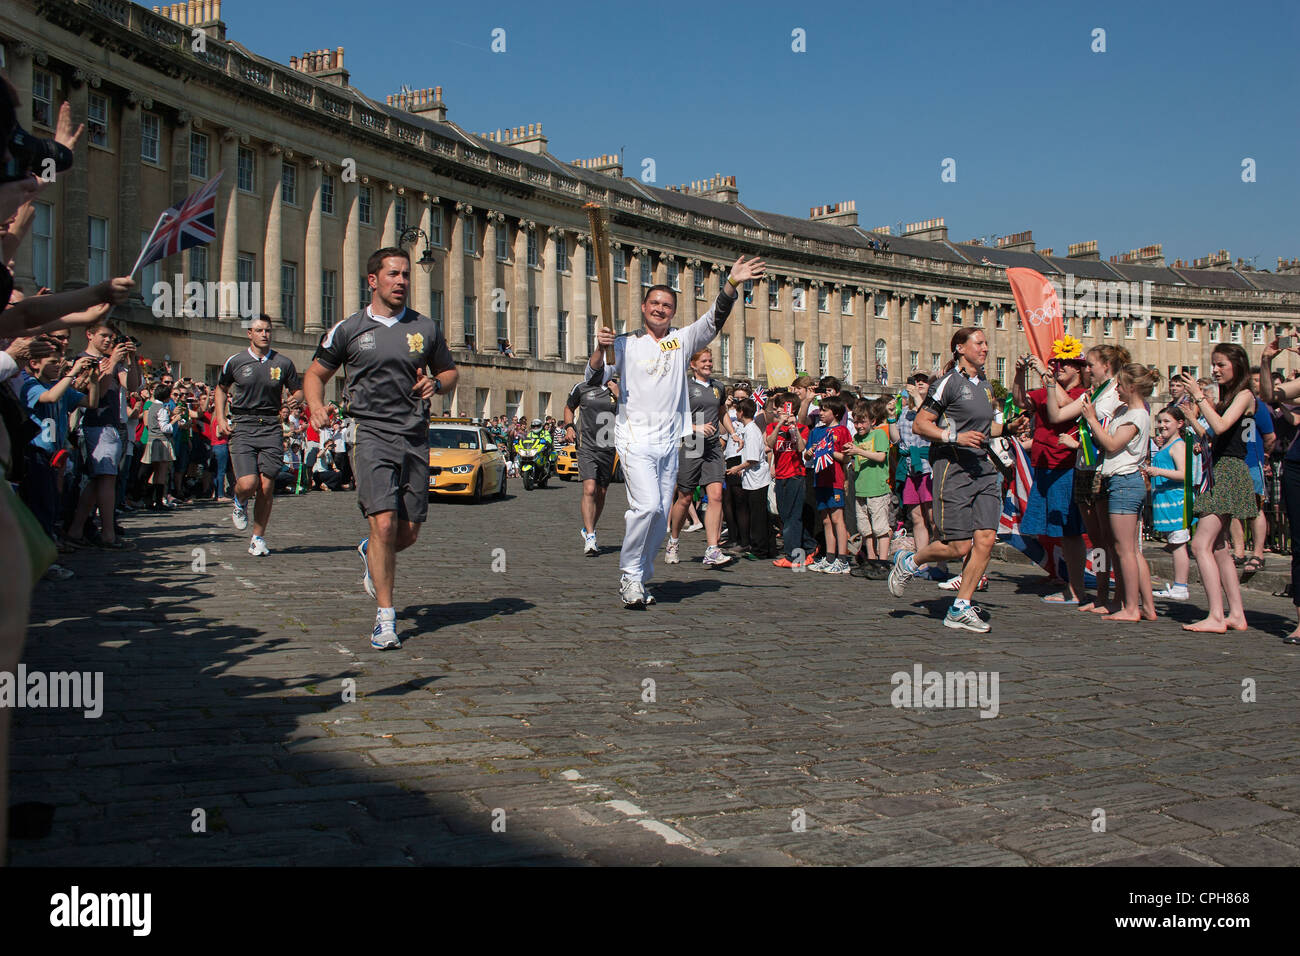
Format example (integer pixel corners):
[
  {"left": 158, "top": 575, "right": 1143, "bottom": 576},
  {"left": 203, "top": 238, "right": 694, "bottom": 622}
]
[
  {"left": 1165, "top": 797, "right": 1296, "bottom": 831},
  {"left": 1183, "top": 832, "right": 1300, "bottom": 866},
  {"left": 14, "top": 488, "right": 1300, "bottom": 866}
]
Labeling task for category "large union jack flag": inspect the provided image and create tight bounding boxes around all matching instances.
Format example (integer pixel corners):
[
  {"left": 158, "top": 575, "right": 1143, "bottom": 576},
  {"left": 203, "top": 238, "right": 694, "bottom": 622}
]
[{"left": 137, "top": 173, "right": 222, "bottom": 269}]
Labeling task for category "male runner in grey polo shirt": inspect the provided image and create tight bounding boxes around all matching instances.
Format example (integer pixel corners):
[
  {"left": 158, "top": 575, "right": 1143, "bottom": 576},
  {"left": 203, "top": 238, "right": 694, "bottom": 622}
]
[
  {"left": 564, "top": 375, "right": 619, "bottom": 555},
  {"left": 303, "top": 247, "right": 458, "bottom": 650},
  {"left": 216, "top": 314, "right": 302, "bottom": 555}
]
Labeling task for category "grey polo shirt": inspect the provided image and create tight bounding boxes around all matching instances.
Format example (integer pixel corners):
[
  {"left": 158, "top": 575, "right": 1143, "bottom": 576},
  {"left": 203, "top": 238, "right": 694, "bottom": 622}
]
[
  {"left": 687, "top": 377, "right": 724, "bottom": 428},
  {"left": 566, "top": 380, "right": 617, "bottom": 451},
  {"left": 922, "top": 367, "right": 996, "bottom": 475},
  {"left": 314, "top": 307, "right": 455, "bottom": 437},
  {"left": 218, "top": 348, "right": 300, "bottom": 418}
]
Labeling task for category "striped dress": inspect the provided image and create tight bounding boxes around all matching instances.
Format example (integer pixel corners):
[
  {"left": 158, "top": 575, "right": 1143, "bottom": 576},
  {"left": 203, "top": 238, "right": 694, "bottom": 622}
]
[{"left": 1150, "top": 438, "right": 1186, "bottom": 533}]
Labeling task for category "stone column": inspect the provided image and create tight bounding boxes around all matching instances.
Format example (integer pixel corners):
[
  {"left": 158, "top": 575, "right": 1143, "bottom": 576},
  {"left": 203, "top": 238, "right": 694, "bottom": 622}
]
[
  {"left": 543, "top": 226, "right": 560, "bottom": 358},
  {"left": 166, "top": 109, "right": 193, "bottom": 293},
  {"left": 682, "top": 258, "right": 699, "bottom": 324},
  {"left": 216, "top": 126, "right": 240, "bottom": 320},
  {"left": 627, "top": 246, "right": 643, "bottom": 332},
  {"left": 262, "top": 144, "right": 283, "bottom": 324},
  {"left": 381, "top": 184, "right": 397, "bottom": 248},
  {"left": 482, "top": 211, "right": 501, "bottom": 346},
  {"left": 116, "top": 92, "right": 146, "bottom": 301},
  {"left": 853, "top": 288, "right": 868, "bottom": 386},
  {"left": 574, "top": 235, "right": 590, "bottom": 361},
  {"left": 448, "top": 202, "right": 470, "bottom": 347},
  {"left": 7, "top": 45, "right": 36, "bottom": 291},
  {"left": 758, "top": 275, "right": 773, "bottom": 370},
  {"left": 303, "top": 159, "right": 323, "bottom": 333},
  {"left": 61, "top": 76, "right": 92, "bottom": 288},
  {"left": 413, "top": 195, "right": 434, "bottom": 319},
  {"left": 513, "top": 219, "right": 531, "bottom": 349},
  {"left": 342, "top": 177, "right": 361, "bottom": 316}
]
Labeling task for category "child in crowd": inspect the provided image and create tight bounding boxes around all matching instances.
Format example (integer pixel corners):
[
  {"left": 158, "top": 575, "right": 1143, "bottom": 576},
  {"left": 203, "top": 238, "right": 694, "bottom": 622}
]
[
  {"left": 726, "top": 398, "right": 774, "bottom": 559},
  {"left": 1084, "top": 363, "right": 1159, "bottom": 622},
  {"left": 848, "top": 398, "right": 892, "bottom": 564},
  {"left": 766, "top": 390, "right": 814, "bottom": 568},
  {"left": 1142, "top": 405, "right": 1191, "bottom": 600},
  {"left": 803, "top": 396, "right": 853, "bottom": 573}
]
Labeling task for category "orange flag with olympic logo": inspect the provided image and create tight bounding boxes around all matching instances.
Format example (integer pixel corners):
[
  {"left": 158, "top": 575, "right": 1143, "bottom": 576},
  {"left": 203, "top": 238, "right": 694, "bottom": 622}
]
[{"left": 1006, "top": 267, "right": 1064, "bottom": 363}]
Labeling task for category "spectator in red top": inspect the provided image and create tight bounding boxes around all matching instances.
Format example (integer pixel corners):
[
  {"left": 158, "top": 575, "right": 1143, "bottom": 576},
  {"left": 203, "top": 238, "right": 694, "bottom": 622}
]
[
  {"left": 1014, "top": 353, "right": 1090, "bottom": 604},
  {"left": 201, "top": 401, "right": 233, "bottom": 501},
  {"left": 802, "top": 396, "right": 854, "bottom": 573},
  {"left": 766, "top": 390, "right": 813, "bottom": 567}
]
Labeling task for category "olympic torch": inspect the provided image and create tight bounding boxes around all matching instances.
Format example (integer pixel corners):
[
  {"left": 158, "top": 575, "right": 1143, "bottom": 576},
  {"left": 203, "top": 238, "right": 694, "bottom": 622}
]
[{"left": 583, "top": 202, "right": 616, "bottom": 365}]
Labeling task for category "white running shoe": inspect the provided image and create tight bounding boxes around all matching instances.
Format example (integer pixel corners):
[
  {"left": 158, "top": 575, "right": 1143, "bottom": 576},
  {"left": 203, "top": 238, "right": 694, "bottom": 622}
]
[
  {"left": 231, "top": 499, "right": 248, "bottom": 530},
  {"left": 248, "top": 536, "right": 270, "bottom": 556},
  {"left": 358, "top": 537, "right": 375, "bottom": 598},
  {"left": 938, "top": 574, "right": 989, "bottom": 592},
  {"left": 1154, "top": 584, "right": 1190, "bottom": 600},
  {"left": 828, "top": 558, "right": 852, "bottom": 575},
  {"left": 584, "top": 532, "right": 599, "bottom": 556},
  {"left": 620, "top": 577, "right": 646, "bottom": 607},
  {"left": 808, "top": 556, "right": 832, "bottom": 573},
  {"left": 665, "top": 538, "right": 680, "bottom": 564},
  {"left": 371, "top": 614, "right": 401, "bottom": 650},
  {"left": 888, "top": 550, "right": 917, "bottom": 597},
  {"left": 702, "top": 545, "right": 734, "bottom": 566},
  {"left": 643, "top": 586, "right": 656, "bottom": 606},
  {"left": 684, "top": 521, "right": 704, "bottom": 533},
  {"left": 944, "top": 603, "right": 991, "bottom": 632}
]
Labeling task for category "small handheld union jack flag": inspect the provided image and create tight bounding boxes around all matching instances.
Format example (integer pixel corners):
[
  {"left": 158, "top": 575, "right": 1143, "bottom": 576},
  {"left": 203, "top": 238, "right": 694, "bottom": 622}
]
[
  {"left": 751, "top": 385, "right": 768, "bottom": 408},
  {"left": 811, "top": 433, "right": 835, "bottom": 474},
  {"left": 133, "top": 173, "right": 223, "bottom": 273}
]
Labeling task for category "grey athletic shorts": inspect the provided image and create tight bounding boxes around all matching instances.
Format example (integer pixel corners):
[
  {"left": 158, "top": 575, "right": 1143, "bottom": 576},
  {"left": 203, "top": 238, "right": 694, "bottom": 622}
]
[
  {"left": 578, "top": 446, "right": 616, "bottom": 486},
  {"left": 354, "top": 424, "right": 429, "bottom": 523},
  {"left": 676, "top": 437, "right": 725, "bottom": 491},
  {"left": 931, "top": 456, "right": 1002, "bottom": 542},
  {"left": 229, "top": 420, "right": 284, "bottom": 480}
]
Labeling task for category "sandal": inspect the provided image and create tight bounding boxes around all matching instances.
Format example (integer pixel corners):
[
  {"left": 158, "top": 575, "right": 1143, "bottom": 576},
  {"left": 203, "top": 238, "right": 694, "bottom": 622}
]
[{"left": 1241, "top": 556, "right": 1265, "bottom": 574}]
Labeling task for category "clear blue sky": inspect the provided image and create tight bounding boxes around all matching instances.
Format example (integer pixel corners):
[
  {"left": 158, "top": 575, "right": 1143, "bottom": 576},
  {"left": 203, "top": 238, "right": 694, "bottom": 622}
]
[{"left": 225, "top": 0, "right": 1297, "bottom": 268}]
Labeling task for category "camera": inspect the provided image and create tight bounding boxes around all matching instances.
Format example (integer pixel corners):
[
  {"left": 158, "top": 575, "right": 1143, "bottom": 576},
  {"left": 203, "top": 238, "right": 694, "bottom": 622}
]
[
  {"left": 1, "top": 124, "right": 74, "bottom": 184},
  {"left": 1279, "top": 336, "right": 1294, "bottom": 349}
]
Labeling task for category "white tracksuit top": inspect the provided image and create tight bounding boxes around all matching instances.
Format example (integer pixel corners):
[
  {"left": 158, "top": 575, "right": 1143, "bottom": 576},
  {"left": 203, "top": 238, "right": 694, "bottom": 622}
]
[{"left": 588, "top": 304, "right": 722, "bottom": 450}]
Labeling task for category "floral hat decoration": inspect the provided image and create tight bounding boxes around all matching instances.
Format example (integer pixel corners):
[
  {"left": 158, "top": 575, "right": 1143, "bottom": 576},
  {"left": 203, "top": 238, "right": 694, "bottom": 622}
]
[{"left": 1050, "top": 334, "right": 1085, "bottom": 363}]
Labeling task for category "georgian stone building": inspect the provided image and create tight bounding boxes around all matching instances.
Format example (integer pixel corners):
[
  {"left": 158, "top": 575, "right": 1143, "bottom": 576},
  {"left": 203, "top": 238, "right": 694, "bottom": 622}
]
[{"left": 5, "top": 0, "right": 1298, "bottom": 418}]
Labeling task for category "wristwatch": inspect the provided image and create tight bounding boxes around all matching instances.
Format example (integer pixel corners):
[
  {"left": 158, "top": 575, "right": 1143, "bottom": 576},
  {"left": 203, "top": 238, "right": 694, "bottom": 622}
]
[{"left": 432, "top": 378, "right": 441, "bottom": 394}]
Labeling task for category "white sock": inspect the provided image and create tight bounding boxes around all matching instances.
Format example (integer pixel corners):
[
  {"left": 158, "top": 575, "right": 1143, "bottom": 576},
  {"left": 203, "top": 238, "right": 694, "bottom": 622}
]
[
  {"left": 377, "top": 606, "right": 395, "bottom": 619},
  {"left": 669, "top": 536, "right": 679, "bottom": 545}
]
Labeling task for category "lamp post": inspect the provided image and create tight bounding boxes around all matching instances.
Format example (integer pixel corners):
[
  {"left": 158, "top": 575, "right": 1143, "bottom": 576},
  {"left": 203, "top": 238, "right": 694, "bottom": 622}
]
[{"left": 398, "top": 227, "right": 437, "bottom": 273}]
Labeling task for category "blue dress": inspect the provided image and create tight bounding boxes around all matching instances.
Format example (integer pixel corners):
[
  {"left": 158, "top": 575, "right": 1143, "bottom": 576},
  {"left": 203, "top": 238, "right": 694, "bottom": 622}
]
[{"left": 1150, "top": 439, "right": 1186, "bottom": 532}]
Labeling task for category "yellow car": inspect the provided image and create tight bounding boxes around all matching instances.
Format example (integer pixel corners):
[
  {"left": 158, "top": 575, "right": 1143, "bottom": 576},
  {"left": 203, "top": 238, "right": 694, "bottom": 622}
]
[
  {"left": 556, "top": 444, "right": 579, "bottom": 480},
  {"left": 427, "top": 419, "right": 508, "bottom": 502},
  {"left": 553, "top": 443, "right": 623, "bottom": 483}
]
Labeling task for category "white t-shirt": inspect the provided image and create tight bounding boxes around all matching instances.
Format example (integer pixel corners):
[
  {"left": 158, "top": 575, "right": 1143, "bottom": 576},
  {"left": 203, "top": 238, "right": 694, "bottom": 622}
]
[
  {"left": 588, "top": 305, "right": 723, "bottom": 450},
  {"left": 1078, "top": 379, "right": 1123, "bottom": 471},
  {"left": 1100, "top": 404, "right": 1150, "bottom": 476},
  {"left": 740, "top": 420, "right": 772, "bottom": 490}
]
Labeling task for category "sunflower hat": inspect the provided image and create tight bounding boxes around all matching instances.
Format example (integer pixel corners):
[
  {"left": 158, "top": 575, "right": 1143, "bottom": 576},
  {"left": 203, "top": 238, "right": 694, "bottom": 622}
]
[{"left": 1051, "top": 334, "right": 1084, "bottom": 362}]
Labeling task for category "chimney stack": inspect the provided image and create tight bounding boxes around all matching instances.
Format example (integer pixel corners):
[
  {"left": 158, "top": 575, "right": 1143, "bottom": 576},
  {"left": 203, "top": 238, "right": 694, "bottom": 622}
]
[
  {"left": 387, "top": 86, "right": 447, "bottom": 122},
  {"left": 809, "top": 200, "right": 858, "bottom": 227},
  {"left": 1067, "top": 240, "right": 1100, "bottom": 260},
  {"left": 153, "top": 0, "right": 227, "bottom": 41},
  {"left": 288, "top": 47, "right": 349, "bottom": 87},
  {"left": 903, "top": 217, "right": 948, "bottom": 242}
]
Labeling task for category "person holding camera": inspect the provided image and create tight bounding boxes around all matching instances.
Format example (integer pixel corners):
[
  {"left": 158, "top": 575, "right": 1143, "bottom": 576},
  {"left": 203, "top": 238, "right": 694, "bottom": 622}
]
[{"left": 65, "top": 322, "right": 140, "bottom": 549}]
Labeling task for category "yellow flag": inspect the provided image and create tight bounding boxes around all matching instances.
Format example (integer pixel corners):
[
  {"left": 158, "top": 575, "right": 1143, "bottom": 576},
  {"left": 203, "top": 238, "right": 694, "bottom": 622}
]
[{"left": 760, "top": 342, "right": 796, "bottom": 388}]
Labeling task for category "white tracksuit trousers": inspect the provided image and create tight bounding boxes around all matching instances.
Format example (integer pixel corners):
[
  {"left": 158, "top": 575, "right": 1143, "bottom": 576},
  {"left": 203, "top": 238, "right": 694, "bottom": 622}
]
[{"left": 617, "top": 441, "right": 680, "bottom": 583}]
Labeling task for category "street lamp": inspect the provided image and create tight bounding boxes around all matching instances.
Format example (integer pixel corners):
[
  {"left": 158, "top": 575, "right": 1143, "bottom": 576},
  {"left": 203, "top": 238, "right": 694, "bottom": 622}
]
[{"left": 399, "top": 227, "right": 437, "bottom": 273}]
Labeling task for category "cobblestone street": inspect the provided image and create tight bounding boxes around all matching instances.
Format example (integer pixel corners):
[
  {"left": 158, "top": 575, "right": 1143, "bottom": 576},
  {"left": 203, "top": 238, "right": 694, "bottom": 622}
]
[{"left": 11, "top": 481, "right": 1300, "bottom": 866}]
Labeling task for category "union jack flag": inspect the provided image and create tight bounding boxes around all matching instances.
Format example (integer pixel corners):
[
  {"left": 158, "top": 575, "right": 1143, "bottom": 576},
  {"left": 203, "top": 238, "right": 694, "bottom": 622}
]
[
  {"left": 810, "top": 433, "right": 836, "bottom": 474},
  {"left": 998, "top": 437, "right": 1104, "bottom": 586},
  {"left": 137, "top": 173, "right": 222, "bottom": 269},
  {"left": 751, "top": 385, "right": 768, "bottom": 408}
]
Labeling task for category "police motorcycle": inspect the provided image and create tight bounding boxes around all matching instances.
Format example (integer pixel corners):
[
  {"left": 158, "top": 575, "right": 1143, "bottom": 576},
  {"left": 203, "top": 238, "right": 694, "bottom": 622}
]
[{"left": 515, "top": 419, "right": 554, "bottom": 490}]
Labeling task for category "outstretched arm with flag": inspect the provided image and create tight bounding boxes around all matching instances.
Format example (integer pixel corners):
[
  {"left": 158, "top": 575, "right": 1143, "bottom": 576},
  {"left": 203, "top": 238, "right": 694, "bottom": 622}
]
[{"left": 135, "top": 173, "right": 223, "bottom": 275}]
